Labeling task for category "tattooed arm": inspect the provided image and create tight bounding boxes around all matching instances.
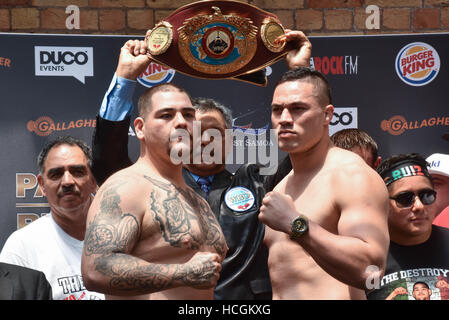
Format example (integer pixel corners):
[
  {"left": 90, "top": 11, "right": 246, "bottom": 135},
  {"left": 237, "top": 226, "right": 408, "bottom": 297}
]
[{"left": 81, "top": 175, "right": 222, "bottom": 296}]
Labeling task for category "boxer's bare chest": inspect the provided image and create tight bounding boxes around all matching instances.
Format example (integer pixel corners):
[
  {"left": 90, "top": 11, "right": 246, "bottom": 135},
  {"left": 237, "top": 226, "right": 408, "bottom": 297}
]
[
  {"left": 142, "top": 176, "right": 227, "bottom": 258},
  {"left": 276, "top": 170, "right": 339, "bottom": 230}
]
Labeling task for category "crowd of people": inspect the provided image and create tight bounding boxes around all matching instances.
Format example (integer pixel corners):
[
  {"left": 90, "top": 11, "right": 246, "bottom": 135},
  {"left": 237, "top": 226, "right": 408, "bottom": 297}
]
[{"left": 0, "top": 29, "right": 448, "bottom": 300}]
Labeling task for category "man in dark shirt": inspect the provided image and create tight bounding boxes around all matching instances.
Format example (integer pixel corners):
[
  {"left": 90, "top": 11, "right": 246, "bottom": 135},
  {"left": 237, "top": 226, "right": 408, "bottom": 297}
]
[
  {"left": 368, "top": 153, "right": 449, "bottom": 300},
  {"left": 0, "top": 262, "right": 52, "bottom": 300}
]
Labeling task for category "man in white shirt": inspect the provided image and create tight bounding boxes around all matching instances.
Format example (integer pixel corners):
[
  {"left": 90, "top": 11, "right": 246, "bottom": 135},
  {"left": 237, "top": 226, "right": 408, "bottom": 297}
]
[{"left": 0, "top": 136, "right": 104, "bottom": 300}]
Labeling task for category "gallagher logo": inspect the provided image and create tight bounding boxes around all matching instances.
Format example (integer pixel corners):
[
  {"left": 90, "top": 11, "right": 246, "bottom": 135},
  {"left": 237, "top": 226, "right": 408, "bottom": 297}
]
[
  {"left": 137, "top": 62, "right": 175, "bottom": 88},
  {"left": 27, "top": 116, "right": 96, "bottom": 136},
  {"left": 395, "top": 42, "right": 440, "bottom": 86},
  {"left": 0, "top": 56, "right": 11, "bottom": 68},
  {"left": 381, "top": 115, "right": 449, "bottom": 136}
]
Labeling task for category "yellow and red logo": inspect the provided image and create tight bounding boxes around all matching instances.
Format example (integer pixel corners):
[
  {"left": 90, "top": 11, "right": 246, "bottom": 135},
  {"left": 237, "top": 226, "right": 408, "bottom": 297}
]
[
  {"left": 381, "top": 115, "right": 449, "bottom": 136},
  {"left": 395, "top": 42, "right": 440, "bottom": 86},
  {"left": 27, "top": 116, "right": 96, "bottom": 136},
  {"left": 137, "top": 62, "right": 175, "bottom": 88},
  {"left": 0, "top": 56, "right": 11, "bottom": 68}
]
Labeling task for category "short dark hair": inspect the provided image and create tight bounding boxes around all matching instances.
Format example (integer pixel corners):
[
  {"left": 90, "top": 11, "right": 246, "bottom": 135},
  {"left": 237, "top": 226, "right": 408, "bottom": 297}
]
[
  {"left": 137, "top": 83, "right": 192, "bottom": 119},
  {"left": 413, "top": 281, "right": 430, "bottom": 290},
  {"left": 276, "top": 67, "right": 332, "bottom": 107},
  {"left": 192, "top": 97, "right": 233, "bottom": 129},
  {"left": 331, "top": 129, "right": 379, "bottom": 167},
  {"left": 37, "top": 135, "right": 92, "bottom": 174},
  {"left": 376, "top": 153, "right": 433, "bottom": 187}
]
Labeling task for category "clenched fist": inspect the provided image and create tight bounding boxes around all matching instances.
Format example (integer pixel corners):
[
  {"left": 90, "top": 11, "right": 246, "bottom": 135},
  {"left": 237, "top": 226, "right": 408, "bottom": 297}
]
[
  {"left": 116, "top": 32, "right": 152, "bottom": 80},
  {"left": 259, "top": 191, "right": 299, "bottom": 234},
  {"left": 179, "top": 252, "right": 222, "bottom": 289}
]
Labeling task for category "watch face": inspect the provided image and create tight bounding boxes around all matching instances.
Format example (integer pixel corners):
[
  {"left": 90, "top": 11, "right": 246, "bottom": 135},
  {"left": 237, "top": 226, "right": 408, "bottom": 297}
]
[
  {"left": 291, "top": 216, "right": 308, "bottom": 237},
  {"left": 293, "top": 219, "right": 304, "bottom": 232}
]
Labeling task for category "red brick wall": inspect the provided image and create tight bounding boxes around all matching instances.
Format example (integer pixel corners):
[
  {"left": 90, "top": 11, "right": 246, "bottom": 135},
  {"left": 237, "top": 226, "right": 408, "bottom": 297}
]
[{"left": 0, "top": 0, "right": 448, "bottom": 35}]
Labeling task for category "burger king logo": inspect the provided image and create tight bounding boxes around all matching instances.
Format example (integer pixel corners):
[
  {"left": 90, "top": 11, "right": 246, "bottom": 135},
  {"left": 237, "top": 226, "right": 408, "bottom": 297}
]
[
  {"left": 137, "top": 62, "right": 175, "bottom": 88},
  {"left": 395, "top": 42, "right": 440, "bottom": 86}
]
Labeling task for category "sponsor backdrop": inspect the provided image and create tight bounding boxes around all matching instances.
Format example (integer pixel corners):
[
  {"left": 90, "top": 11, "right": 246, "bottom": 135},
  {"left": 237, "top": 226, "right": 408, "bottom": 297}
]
[{"left": 0, "top": 32, "right": 448, "bottom": 248}]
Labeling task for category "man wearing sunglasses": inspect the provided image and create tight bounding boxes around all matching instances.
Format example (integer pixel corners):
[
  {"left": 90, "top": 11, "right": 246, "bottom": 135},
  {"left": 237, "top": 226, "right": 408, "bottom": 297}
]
[{"left": 367, "top": 153, "right": 449, "bottom": 300}]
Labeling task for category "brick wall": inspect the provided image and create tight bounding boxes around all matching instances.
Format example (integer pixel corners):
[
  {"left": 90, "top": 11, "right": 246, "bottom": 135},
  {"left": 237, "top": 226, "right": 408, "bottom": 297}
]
[{"left": 0, "top": 0, "right": 448, "bottom": 35}]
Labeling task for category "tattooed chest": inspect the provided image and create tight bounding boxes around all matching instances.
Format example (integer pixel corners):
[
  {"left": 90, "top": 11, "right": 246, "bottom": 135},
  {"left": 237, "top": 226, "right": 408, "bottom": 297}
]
[{"left": 149, "top": 191, "right": 223, "bottom": 253}]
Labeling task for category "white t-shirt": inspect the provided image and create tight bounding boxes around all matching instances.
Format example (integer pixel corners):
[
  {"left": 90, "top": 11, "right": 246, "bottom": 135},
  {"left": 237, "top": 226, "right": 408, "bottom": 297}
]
[{"left": 0, "top": 214, "right": 104, "bottom": 300}]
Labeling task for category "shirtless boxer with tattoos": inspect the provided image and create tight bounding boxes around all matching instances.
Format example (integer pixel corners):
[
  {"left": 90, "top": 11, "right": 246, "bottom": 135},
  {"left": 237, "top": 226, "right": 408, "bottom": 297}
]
[{"left": 81, "top": 83, "right": 227, "bottom": 299}]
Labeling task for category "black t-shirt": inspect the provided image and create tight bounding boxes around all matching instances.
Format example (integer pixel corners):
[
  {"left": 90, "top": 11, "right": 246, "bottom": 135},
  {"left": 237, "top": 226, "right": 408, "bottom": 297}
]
[{"left": 367, "top": 226, "right": 449, "bottom": 300}]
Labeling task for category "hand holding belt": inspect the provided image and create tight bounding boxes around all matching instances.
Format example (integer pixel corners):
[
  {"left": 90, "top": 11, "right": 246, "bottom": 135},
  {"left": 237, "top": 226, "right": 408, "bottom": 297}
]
[{"left": 146, "top": 0, "right": 294, "bottom": 86}]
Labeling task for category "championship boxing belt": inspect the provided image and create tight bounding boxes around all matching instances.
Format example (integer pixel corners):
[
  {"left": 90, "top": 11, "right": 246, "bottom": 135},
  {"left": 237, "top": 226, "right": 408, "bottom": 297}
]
[{"left": 146, "top": 0, "right": 293, "bottom": 86}]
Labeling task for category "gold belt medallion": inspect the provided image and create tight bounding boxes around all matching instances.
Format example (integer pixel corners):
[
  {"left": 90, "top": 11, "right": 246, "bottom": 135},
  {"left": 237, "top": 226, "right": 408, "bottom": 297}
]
[{"left": 178, "top": 6, "right": 258, "bottom": 75}]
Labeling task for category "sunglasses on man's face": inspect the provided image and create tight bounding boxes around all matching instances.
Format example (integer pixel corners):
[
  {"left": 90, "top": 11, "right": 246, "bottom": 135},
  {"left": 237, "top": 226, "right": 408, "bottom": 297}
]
[{"left": 389, "top": 189, "right": 437, "bottom": 208}]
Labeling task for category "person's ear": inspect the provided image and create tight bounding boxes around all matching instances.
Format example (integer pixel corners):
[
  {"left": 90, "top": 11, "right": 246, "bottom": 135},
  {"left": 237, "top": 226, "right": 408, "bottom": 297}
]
[
  {"left": 373, "top": 156, "right": 382, "bottom": 169},
  {"left": 134, "top": 117, "right": 145, "bottom": 141},
  {"left": 37, "top": 174, "right": 47, "bottom": 197},
  {"left": 324, "top": 104, "right": 334, "bottom": 125}
]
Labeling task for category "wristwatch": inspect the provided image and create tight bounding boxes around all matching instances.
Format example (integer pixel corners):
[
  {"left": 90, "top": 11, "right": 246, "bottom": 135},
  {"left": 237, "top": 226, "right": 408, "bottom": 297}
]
[{"left": 290, "top": 215, "right": 309, "bottom": 239}]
